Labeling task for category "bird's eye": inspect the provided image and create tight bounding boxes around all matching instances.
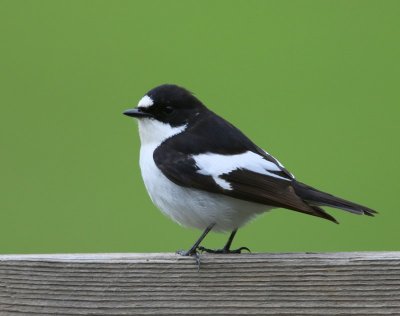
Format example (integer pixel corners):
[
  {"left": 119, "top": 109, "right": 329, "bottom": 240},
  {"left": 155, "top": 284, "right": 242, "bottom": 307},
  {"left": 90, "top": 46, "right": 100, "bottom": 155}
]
[{"left": 164, "top": 106, "right": 174, "bottom": 114}]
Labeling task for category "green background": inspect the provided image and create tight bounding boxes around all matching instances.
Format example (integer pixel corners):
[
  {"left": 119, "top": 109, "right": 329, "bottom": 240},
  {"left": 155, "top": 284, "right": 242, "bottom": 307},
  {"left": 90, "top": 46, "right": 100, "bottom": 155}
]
[{"left": 1, "top": 1, "right": 399, "bottom": 254}]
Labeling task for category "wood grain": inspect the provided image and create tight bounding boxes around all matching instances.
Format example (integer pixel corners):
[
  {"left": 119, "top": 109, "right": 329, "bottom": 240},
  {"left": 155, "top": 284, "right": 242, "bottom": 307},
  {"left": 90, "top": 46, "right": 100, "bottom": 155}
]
[{"left": 1, "top": 252, "right": 400, "bottom": 315}]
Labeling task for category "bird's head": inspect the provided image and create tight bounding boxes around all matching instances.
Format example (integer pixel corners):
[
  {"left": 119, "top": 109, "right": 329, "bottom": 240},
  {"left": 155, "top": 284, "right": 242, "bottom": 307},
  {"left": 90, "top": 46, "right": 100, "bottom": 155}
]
[
  {"left": 124, "top": 84, "right": 206, "bottom": 144},
  {"left": 124, "top": 84, "right": 205, "bottom": 127}
]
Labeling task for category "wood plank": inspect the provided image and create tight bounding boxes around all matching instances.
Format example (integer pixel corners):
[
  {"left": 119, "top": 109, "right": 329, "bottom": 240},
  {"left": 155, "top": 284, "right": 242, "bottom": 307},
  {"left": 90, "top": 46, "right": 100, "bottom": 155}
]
[{"left": 1, "top": 252, "right": 399, "bottom": 315}]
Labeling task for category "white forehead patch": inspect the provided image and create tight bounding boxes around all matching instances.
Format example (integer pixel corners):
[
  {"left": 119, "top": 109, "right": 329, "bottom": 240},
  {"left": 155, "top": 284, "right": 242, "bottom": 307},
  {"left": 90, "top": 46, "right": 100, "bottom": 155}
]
[{"left": 138, "top": 95, "right": 154, "bottom": 108}]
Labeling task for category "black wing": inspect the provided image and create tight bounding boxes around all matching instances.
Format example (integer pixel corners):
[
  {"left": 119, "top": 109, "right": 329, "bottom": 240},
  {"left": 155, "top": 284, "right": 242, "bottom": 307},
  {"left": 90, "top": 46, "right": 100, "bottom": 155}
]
[{"left": 153, "top": 111, "right": 337, "bottom": 223}]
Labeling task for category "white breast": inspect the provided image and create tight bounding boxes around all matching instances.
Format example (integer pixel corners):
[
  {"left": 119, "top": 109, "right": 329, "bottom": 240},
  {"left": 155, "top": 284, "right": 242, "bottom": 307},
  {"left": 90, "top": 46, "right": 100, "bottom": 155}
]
[{"left": 137, "top": 118, "right": 270, "bottom": 232}]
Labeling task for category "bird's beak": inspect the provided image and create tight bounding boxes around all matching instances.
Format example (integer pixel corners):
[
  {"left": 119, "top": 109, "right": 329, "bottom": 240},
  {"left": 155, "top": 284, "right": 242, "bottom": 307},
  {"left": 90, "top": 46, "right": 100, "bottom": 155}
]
[{"left": 123, "top": 107, "right": 152, "bottom": 118}]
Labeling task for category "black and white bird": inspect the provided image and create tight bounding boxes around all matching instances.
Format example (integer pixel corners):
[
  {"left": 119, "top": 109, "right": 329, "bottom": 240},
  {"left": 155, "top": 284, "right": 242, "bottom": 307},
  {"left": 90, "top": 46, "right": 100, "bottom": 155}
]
[{"left": 123, "top": 84, "right": 376, "bottom": 256}]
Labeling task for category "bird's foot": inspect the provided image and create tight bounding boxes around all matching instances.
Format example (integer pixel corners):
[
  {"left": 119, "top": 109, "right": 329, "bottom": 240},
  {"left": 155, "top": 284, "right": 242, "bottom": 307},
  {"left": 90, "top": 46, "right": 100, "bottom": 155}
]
[
  {"left": 198, "top": 246, "right": 251, "bottom": 254},
  {"left": 176, "top": 249, "right": 201, "bottom": 271},
  {"left": 176, "top": 249, "right": 196, "bottom": 256}
]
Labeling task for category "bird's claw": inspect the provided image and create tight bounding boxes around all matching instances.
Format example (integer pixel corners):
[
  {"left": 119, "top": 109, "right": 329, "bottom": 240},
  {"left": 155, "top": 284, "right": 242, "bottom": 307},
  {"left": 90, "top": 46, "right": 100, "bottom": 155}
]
[
  {"left": 198, "top": 246, "right": 251, "bottom": 254},
  {"left": 176, "top": 249, "right": 201, "bottom": 271}
]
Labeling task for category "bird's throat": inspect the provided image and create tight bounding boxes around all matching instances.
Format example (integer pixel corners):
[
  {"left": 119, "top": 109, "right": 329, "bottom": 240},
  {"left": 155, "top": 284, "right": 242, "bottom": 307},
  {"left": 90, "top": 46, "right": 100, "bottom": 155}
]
[{"left": 137, "top": 118, "right": 187, "bottom": 146}]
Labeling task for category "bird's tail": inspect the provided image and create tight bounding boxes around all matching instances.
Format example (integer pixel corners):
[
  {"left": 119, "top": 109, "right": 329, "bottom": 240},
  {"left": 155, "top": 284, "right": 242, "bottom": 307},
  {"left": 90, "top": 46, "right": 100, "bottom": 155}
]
[{"left": 293, "top": 181, "right": 377, "bottom": 218}]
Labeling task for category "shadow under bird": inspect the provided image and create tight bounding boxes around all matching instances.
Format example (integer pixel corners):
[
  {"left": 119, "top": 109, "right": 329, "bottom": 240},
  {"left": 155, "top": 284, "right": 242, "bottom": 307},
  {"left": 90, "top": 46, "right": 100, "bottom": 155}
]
[{"left": 123, "top": 84, "right": 376, "bottom": 256}]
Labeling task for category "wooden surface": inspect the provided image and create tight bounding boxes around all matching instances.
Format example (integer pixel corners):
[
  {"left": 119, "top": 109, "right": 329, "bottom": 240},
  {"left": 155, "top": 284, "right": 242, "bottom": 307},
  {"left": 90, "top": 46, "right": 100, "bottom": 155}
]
[{"left": 1, "top": 252, "right": 400, "bottom": 315}]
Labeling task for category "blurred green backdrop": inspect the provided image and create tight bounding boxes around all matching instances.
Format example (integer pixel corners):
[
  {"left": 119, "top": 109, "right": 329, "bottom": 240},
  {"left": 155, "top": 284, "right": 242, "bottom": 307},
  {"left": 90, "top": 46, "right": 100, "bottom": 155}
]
[{"left": 0, "top": 0, "right": 399, "bottom": 254}]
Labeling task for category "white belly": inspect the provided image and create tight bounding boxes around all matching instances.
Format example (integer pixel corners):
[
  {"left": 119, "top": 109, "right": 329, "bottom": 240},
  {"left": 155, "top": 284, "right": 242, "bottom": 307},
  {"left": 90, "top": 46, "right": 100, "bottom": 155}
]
[{"left": 139, "top": 143, "right": 270, "bottom": 232}]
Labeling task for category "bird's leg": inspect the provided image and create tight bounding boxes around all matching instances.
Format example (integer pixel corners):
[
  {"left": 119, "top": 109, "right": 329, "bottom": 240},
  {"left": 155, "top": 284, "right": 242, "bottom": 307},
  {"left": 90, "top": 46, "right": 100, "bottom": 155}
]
[
  {"left": 176, "top": 223, "right": 215, "bottom": 257},
  {"left": 198, "top": 229, "right": 251, "bottom": 254}
]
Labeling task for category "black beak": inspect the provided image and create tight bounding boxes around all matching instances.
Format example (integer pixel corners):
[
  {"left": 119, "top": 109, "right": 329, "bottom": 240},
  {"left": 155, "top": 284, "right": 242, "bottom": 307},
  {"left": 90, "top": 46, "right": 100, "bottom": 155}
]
[{"left": 123, "top": 108, "right": 151, "bottom": 118}]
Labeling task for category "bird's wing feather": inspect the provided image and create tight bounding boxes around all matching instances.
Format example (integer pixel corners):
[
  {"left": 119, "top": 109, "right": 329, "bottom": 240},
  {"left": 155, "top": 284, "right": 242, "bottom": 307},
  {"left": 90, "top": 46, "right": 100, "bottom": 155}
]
[
  {"left": 153, "top": 111, "right": 337, "bottom": 222},
  {"left": 153, "top": 147, "right": 335, "bottom": 221}
]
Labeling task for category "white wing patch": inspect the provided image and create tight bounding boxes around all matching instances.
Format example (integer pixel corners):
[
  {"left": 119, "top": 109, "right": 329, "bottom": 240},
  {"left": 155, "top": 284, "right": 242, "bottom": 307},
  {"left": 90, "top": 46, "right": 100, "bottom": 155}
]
[
  {"left": 263, "top": 149, "right": 295, "bottom": 179},
  {"left": 138, "top": 95, "right": 154, "bottom": 108},
  {"left": 193, "top": 151, "right": 290, "bottom": 190},
  {"left": 213, "top": 177, "right": 232, "bottom": 190}
]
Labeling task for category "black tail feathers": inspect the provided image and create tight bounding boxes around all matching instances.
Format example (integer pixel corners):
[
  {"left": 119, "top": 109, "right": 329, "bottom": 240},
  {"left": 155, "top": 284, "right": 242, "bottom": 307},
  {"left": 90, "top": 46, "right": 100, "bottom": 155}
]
[
  {"left": 310, "top": 205, "right": 339, "bottom": 224},
  {"left": 293, "top": 181, "right": 377, "bottom": 220}
]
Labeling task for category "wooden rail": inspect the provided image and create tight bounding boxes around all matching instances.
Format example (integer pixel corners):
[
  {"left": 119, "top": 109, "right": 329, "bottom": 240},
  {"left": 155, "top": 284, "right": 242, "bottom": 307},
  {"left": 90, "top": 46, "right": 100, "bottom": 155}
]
[{"left": 1, "top": 252, "right": 400, "bottom": 315}]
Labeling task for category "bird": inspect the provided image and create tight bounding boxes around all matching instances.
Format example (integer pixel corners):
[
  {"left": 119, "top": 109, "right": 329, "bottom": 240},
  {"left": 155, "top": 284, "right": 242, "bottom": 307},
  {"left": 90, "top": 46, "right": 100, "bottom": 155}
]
[{"left": 123, "top": 84, "right": 376, "bottom": 256}]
